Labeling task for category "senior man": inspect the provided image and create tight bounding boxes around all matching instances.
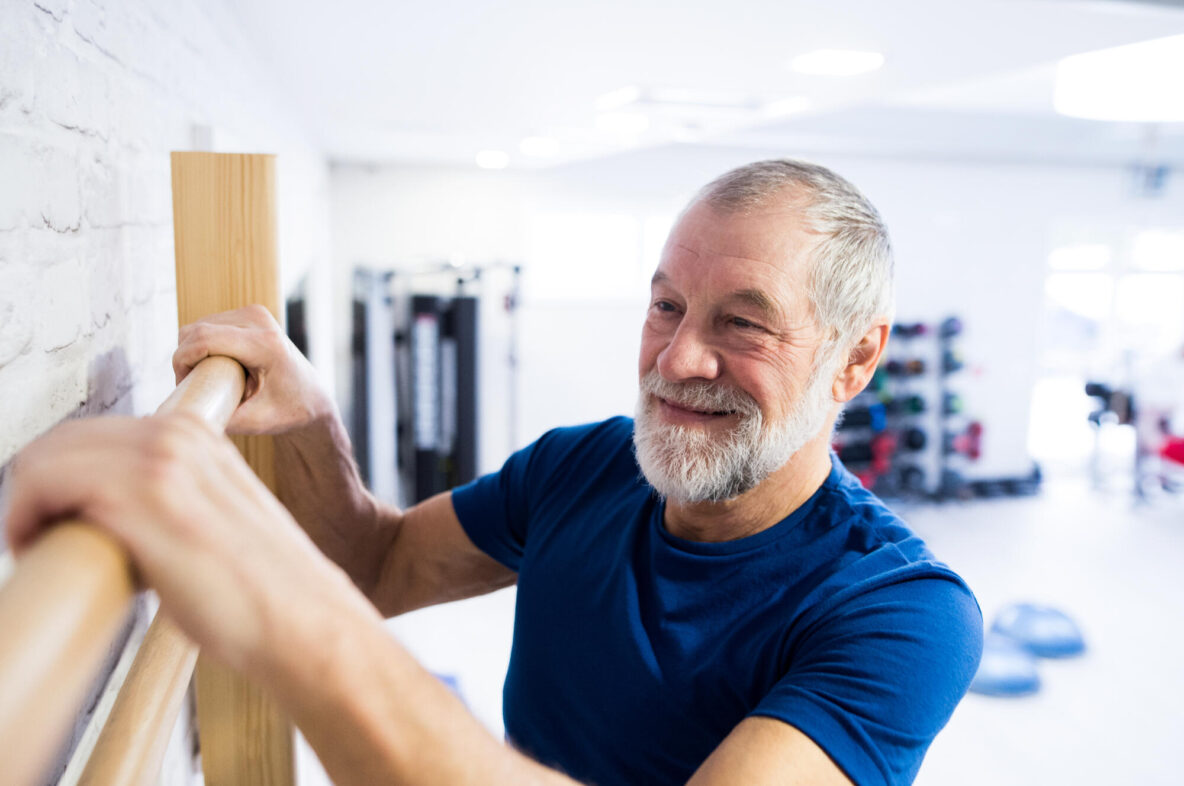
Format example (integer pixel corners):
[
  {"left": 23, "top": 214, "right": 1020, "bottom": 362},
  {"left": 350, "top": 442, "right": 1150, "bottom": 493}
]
[{"left": 7, "top": 159, "right": 982, "bottom": 785}]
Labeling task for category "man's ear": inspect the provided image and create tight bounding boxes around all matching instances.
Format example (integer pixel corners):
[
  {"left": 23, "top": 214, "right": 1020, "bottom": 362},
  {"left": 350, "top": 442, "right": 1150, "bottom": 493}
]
[{"left": 832, "top": 322, "right": 890, "bottom": 404}]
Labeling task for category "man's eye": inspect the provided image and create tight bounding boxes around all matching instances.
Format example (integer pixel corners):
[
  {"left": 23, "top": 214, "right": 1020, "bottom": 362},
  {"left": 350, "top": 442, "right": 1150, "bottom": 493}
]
[
  {"left": 653, "top": 301, "right": 677, "bottom": 313},
  {"left": 730, "top": 317, "right": 759, "bottom": 330}
]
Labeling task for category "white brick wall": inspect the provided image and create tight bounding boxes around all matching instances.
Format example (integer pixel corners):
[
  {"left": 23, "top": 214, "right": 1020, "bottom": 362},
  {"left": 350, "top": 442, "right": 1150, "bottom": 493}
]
[{"left": 0, "top": 0, "right": 334, "bottom": 782}]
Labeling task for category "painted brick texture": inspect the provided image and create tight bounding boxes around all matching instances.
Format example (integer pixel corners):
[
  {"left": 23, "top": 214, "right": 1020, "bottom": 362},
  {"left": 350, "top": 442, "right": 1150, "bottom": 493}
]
[{"left": 0, "top": 1, "right": 333, "bottom": 782}]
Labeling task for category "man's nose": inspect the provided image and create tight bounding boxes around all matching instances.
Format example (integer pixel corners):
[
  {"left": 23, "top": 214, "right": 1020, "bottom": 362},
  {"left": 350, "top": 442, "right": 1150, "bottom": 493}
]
[{"left": 657, "top": 322, "right": 721, "bottom": 382}]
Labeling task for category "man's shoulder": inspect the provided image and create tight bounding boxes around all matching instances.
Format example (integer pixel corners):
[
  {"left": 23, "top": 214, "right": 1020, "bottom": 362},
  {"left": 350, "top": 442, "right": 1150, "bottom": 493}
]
[
  {"left": 529, "top": 416, "right": 636, "bottom": 469},
  {"left": 537, "top": 415, "right": 635, "bottom": 449},
  {"left": 518, "top": 416, "right": 642, "bottom": 494},
  {"left": 817, "top": 459, "right": 935, "bottom": 560},
  {"left": 803, "top": 459, "right": 975, "bottom": 607}
]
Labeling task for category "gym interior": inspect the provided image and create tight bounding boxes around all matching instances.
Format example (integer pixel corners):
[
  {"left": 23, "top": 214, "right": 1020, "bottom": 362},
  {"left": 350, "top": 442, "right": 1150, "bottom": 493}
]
[{"left": 1, "top": 1, "right": 1182, "bottom": 784}]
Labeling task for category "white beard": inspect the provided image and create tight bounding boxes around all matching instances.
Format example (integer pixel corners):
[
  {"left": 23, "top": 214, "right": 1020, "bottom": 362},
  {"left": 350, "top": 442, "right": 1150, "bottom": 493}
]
[{"left": 633, "top": 364, "right": 836, "bottom": 504}]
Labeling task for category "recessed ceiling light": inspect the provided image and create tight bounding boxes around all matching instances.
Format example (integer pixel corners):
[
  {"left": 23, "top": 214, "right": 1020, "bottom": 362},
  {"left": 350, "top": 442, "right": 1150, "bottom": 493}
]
[
  {"left": 595, "top": 112, "right": 650, "bottom": 136},
  {"left": 789, "top": 49, "right": 885, "bottom": 76},
  {"left": 596, "top": 85, "right": 642, "bottom": 111},
  {"left": 1054, "top": 34, "right": 1184, "bottom": 122},
  {"left": 475, "top": 150, "right": 510, "bottom": 169},
  {"left": 763, "top": 96, "right": 812, "bottom": 117},
  {"left": 519, "top": 136, "right": 561, "bottom": 157}
]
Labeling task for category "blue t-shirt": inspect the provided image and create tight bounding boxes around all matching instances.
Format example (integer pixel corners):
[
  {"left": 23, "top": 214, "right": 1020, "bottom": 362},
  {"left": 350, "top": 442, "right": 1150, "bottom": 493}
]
[{"left": 451, "top": 417, "right": 982, "bottom": 786}]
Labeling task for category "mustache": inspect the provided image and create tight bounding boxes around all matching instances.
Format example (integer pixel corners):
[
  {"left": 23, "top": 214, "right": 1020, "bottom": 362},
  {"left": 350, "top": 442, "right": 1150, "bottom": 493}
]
[{"left": 639, "top": 371, "right": 760, "bottom": 417}]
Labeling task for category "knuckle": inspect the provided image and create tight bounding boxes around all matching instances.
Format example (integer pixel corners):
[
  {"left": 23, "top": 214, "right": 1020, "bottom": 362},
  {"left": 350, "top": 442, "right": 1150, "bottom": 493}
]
[
  {"left": 140, "top": 450, "right": 186, "bottom": 500},
  {"left": 187, "top": 322, "right": 213, "bottom": 343},
  {"left": 245, "top": 304, "right": 274, "bottom": 325},
  {"left": 142, "top": 417, "right": 194, "bottom": 466},
  {"left": 177, "top": 327, "right": 212, "bottom": 358},
  {"left": 260, "top": 327, "right": 286, "bottom": 355}
]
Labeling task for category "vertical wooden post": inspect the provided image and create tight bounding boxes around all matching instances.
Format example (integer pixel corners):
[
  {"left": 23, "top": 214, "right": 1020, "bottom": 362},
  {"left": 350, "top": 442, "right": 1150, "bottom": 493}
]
[{"left": 171, "top": 152, "right": 296, "bottom": 786}]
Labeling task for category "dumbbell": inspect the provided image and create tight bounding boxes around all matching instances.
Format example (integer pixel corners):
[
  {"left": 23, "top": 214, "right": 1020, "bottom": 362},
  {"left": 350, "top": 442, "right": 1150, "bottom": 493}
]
[
  {"left": 854, "top": 468, "right": 879, "bottom": 489},
  {"left": 942, "top": 348, "right": 963, "bottom": 374},
  {"left": 939, "top": 468, "right": 970, "bottom": 498},
  {"left": 943, "top": 421, "right": 983, "bottom": 459},
  {"left": 1084, "top": 381, "right": 1134, "bottom": 425},
  {"left": 837, "top": 432, "right": 897, "bottom": 470},
  {"left": 902, "top": 427, "right": 927, "bottom": 452},
  {"left": 838, "top": 402, "right": 887, "bottom": 432},
  {"left": 898, "top": 464, "right": 926, "bottom": 493},
  {"left": 870, "top": 432, "right": 898, "bottom": 473},
  {"left": 943, "top": 392, "right": 963, "bottom": 415},
  {"left": 892, "top": 323, "right": 929, "bottom": 338},
  {"left": 885, "top": 358, "right": 927, "bottom": 377},
  {"left": 939, "top": 316, "right": 963, "bottom": 338},
  {"left": 884, "top": 395, "right": 926, "bottom": 415}
]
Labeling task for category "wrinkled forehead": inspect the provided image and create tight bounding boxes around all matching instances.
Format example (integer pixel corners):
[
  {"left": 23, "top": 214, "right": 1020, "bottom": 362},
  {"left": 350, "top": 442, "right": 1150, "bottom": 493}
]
[{"left": 654, "top": 201, "right": 821, "bottom": 313}]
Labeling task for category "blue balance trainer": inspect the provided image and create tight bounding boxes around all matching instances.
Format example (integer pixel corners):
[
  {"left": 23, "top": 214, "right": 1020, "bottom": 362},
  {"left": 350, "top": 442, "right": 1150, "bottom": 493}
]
[
  {"left": 991, "top": 603, "right": 1086, "bottom": 658},
  {"left": 969, "top": 632, "right": 1041, "bottom": 697}
]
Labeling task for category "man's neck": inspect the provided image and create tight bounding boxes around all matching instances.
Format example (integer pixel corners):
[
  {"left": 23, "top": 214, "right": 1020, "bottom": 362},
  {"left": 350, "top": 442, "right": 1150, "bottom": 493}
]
[{"left": 662, "top": 435, "right": 834, "bottom": 544}]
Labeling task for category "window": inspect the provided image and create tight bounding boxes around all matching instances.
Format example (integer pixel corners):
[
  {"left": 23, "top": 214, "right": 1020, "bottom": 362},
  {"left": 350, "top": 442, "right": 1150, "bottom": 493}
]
[{"left": 1029, "top": 227, "right": 1184, "bottom": 475}]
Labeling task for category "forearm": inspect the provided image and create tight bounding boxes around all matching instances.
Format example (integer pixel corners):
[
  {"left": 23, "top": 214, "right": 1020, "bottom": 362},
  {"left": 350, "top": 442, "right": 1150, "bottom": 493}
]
[
  {"left": 274, "top": 411, "right": 396, "bottom": 594},
  {"left": 258, "top": 585, "right": 578, "bottom": 786}
]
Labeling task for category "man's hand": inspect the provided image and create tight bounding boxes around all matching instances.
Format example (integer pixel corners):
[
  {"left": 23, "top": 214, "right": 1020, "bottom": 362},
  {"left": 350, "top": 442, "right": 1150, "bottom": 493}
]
[
  {"left": 3, "top": 414, "right": 576, "bottom": 786},
  {"left": 173, "top": 305, "right": 333, "bottom": 435},
  {"left": 173, "top": 305, "right": 389, "bottom": 588},
  {"left": 4, "top": 414, "right": 367, "bottom": 676}
]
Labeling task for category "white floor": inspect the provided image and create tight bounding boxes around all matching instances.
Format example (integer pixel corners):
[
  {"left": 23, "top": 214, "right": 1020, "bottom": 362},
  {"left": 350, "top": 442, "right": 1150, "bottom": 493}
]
[
  {"left": 906, "top": 480, "right": 1184, "bottom": 786},
  {"left": 299, "top": 478, "right": 1184, "bottom": 785}
]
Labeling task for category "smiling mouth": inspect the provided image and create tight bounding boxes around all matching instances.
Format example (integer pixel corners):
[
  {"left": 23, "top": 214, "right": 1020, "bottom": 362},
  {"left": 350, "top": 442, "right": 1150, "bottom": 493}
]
[{"left": 659, "top": 397, "right": 738, "bottom": 417}]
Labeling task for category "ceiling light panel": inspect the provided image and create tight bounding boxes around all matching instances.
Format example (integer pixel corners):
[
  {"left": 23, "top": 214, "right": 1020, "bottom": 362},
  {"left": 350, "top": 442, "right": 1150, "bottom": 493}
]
[
  {"left": 1054, "top": 34, "right": 1184, "bottom": 122},
  {"left": 789, "top": 49, "right": 886, "bottom": 76},
  {"left": 475, "top": 150, "right": 510, "bottom": 169}
]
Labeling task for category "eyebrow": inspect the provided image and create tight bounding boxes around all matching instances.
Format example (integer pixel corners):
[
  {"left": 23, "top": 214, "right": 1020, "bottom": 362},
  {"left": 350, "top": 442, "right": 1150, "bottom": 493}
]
[
  {"left": 730, "top": 288, "right": 783, "bottom": 323},
  {"left": 651, "top": 273, "right": 784, "bottom": 323}
]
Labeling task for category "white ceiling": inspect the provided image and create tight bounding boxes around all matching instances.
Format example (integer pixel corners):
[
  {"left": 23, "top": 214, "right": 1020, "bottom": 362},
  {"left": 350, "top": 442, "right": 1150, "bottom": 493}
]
[{"left": 231, "top": 0, "right": 1184, "bottom": 168}]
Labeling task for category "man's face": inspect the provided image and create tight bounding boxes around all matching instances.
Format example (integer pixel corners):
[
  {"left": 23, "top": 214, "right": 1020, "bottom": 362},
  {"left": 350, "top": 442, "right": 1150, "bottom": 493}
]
[{"left": 633, "top": 198, "right": 837, "bottom": 503}]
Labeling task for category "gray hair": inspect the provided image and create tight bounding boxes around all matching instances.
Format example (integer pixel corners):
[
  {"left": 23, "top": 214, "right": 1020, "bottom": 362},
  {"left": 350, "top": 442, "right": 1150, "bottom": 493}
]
[{"left": 696, "top": 159, "right": 895, "bottom": 370}]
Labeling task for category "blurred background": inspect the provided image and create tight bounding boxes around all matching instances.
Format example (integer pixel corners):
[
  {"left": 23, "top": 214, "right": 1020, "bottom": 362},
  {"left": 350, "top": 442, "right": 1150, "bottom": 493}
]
[{"left": 1, "top": 0, "right": 1183, "bottom": 783}]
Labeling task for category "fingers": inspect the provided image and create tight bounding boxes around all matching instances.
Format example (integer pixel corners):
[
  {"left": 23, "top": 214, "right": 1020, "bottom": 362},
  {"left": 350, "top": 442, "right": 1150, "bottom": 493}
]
[
  {"left": 173, "top": 305, "right": 281, "bottom": 384},
  {"left": 4, "top": 418, "right": 141, "bottom": 553},
  {"left": 4, "top": 411, "right": 348, "bottom": 672},
  {"left": 172, "top": 306, "right": 330, "bottom": 436}
]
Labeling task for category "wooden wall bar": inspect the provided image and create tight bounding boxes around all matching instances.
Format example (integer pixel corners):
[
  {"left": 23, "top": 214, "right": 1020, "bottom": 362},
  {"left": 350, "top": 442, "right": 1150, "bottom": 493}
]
[
  {"left": 0, "top": 525, "right": 135, "bottom": 786},
  {"left": 171, "top": 152, "right": 296, "bottom": 786}
]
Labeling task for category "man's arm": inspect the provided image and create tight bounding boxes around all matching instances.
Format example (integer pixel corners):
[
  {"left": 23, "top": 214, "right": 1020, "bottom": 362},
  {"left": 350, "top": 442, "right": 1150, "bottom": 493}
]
[
  {"left": 175, "top": 305, "right": 515, "bottom": 614},
  {"left": 264, "top": 567, "right": 573, "bottom": 785},
  {"left": 272, "top": 574, "right": 848, "bottom": 786},
  {"left": 689, "top": 718, "right": 854, "bottom": 786},
  {"left": 366, "top": 491, "right": 517, "bottom": 617},
  {"left": 273, "top": 412, "right": 515, "bottom": 616},
  {"left": 3, "top": 414, "right": 564, "bottom": 785},
  {"left": 5, "top": 415, "right": 870, "bottom": 785}
]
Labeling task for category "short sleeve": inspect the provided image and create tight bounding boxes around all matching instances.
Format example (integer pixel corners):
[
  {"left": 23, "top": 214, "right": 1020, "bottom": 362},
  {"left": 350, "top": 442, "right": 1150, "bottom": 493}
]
[
  {"left": 449, "top": 418, "right": 635, "bottom": 573},
  {"left": 450, "top": 440, "right": 541, "bottom": 572},
  {"left": 750, "top": 575, "right": 984, "bottom": 786}
]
